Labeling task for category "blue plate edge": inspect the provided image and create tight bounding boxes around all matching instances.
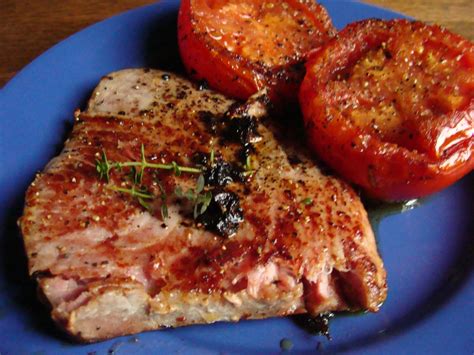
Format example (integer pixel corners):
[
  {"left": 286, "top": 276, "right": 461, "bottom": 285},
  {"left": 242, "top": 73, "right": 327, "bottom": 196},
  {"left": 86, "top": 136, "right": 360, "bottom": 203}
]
[{"left": 0, "top": 1, "right": 472, "bottom": 354}]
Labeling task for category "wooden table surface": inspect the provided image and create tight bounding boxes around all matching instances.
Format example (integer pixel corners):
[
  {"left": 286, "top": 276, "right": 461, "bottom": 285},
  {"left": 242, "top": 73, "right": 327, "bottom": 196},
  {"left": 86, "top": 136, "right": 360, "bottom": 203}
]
[{"left": 1, "top": 0, "right": 473, "bottom": 87}]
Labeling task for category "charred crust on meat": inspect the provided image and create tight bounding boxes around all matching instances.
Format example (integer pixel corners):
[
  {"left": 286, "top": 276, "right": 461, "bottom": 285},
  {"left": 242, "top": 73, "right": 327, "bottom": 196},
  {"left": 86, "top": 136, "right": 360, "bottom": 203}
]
[
  {"left": 197, "top": 189, "right": 243, "bottom": 237},
  {"left": 205, "top": 159, "right": 244, "bottom": 187},
  {"left": 198, "top": 110, "right": 220, "bottom": 134},
  {"left": 222, "top": 114, "right": 259, "bottom": 149},
  {"left": 20, "top": 70, "right": 388, "bottom": 340},
  {"left": 194, "top": 152, "right": 243, "bottom": 187}
]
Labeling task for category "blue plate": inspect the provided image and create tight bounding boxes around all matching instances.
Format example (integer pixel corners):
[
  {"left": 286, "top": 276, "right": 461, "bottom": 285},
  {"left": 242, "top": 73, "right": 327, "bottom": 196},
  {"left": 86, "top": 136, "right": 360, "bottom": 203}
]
[{"left": 1, "top": 1, "right": 472, "bottom": 354}]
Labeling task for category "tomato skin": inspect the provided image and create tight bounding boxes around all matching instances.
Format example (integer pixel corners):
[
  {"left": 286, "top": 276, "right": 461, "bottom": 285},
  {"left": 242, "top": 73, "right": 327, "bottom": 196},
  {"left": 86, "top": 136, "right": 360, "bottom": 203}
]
[
  {"left": 178, "top": 0, "right": 335, "bottom": 102},
  {"left": 300, "top": 19, "right": 474, "bottom": 201},
  {"left": 178, "top": 0, "right": 256, "bottom": 100}
]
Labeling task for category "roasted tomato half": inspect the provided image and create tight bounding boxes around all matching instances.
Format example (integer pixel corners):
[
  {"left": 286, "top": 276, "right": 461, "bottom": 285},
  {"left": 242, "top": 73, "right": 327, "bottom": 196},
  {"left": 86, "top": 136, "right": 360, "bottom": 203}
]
[
  {"left": 300, "top": 19, "right": 474, "bottom": 201},
  {"left": 178, "top": 0, "right": 335, "bottom": 102}
]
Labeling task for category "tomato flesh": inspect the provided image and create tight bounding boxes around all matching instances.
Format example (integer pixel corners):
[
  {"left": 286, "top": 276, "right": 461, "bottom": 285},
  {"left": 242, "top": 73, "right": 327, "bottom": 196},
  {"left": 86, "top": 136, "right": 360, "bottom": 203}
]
[
  {"left": 196, "top": 0, "right": 326, "bottom": 67},
  {"left": 178, "top": 0, "right": 335, "bottom": 102},
  {"left": 300, "top": 20, "right": 474, "bottom": 200}
]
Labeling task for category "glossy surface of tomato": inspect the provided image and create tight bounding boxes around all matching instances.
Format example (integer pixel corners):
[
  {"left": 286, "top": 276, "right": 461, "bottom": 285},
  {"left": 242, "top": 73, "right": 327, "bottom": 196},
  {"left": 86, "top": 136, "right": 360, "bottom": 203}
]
[
  {"left": 178, "top": 0, "right": 335, "bottom": 102},
  {"left": 300, "top": 19, "right": 474, "bottom": 200}
]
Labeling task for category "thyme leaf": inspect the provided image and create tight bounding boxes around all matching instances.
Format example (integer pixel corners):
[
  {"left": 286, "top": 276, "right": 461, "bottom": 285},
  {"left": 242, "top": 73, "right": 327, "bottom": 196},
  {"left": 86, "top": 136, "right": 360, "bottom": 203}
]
[
  {"left": 106, "top": 185, "right": 153, "bottom": 200},
  {"left": 106, "top": 185, "right": 154, "bottom": 212},
  {"left": 301, "top": 197, "right": 313, "bottom": 206},
  {"left": 196, "top": 174, "right": 205, "bottom": 194},
  {"left": 157, "top": 180, "right": 168, "bottom": 220},
  {"left": 242, "top": 155, "right": 255, "bottom": 176},
  {"left": 174, "top": 174, "right": 213, "bottom": 218},
  {"left": 138, "top": 197, "right": 152, "bottom": 211},
  {"left": 210, "top": 148, "right": 215, "bottom": 166},
  {"left": 195, "top": 191, "right": 212, "bottom": 219},
  {"left": 96, "top": 150, "right": 111, "bottom": 182}
]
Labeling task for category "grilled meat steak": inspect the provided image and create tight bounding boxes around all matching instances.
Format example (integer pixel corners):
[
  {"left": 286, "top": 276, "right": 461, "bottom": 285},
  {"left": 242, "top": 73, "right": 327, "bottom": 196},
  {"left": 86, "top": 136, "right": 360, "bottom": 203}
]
[{"left": 20, "top": 69, "right": 387, "bottom": 342}]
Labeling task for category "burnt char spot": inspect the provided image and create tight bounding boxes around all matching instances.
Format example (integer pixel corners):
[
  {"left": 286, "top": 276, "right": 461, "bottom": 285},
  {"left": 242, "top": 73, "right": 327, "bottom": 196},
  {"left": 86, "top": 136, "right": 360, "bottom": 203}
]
[
  {"left": 193, "top": 152, "right": 243, "bottom": 187},
  {"left": 198, "top": 110, "right": 221, "bottom": 134},
  {"left": 197, "top": 190, "right": 244, "bottom": 237},
  {"left": 222, "top": 114, "right": 261, "bottom": 161},
  {"left": 204, "top": 160, "right": 243, "bottom": 187},
  {"left": 223, "top": 115, "right": 259, "bottom": 147},
  {"left": 199, "top": 102, "right": 261, "bottom": 147}
]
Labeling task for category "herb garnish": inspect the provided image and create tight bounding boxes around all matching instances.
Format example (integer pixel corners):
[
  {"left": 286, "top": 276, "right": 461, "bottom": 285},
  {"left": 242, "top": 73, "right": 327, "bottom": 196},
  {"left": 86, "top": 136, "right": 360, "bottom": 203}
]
[
  {"left": 243, "top": 155, "right": 255, "bottom": 176},
  {"left": 96, "top": 145, "right": 202, "bottom": 220},
  {"left": 96, "top": 147, "right": 245, "bottom": 232},
  {"left": 175, "top": 174, "right": 213, "bottom": 219},
  {"left": 96, "top": 146, "right": 222, "bottom": 221},
  {"left": 106, "top": 185, "right": 153, "bottom": 212},
  {"left": 301, "top": 197, "right": 313, "bottom": 206},
  {"left": 209, "top": 148, "right": 215, "bottom": 166},
  {"left": 96, "top": 144, "right": 201, "bottom": 183},
  {"left": 157, "top": 180, "right": 169, "bottom": 219}
]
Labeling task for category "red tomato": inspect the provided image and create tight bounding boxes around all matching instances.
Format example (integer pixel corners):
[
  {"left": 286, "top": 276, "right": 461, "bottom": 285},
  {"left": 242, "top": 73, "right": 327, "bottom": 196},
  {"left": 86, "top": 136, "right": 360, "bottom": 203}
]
[
  {"left": 299, "top": 19, "right": 474, "bottom": 201},
  {"left": 178, "top": 0, "right": 335, "bottom": 102}
]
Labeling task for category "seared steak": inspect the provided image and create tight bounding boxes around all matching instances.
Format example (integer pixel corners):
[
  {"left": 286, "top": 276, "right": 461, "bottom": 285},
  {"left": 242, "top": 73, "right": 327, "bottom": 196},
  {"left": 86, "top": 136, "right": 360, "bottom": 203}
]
[{"left": 20, "top": 69, "right": 386, "bottom": 342}]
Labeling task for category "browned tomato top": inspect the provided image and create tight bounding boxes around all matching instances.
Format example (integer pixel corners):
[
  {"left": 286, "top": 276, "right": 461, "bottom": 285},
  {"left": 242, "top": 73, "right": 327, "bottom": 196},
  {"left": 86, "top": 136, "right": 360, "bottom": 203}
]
[
  {"left": 178, "top": 0, "right": 335, "bottom": 101},
  {"left": 300, "top": 19, "right": 474, "bottom": 200},
  {"left": 322, "top": 20, "right": 473, "bottom": 161},
  {"left": 193, "top": 0, "right": 329, "bottom": 67}
]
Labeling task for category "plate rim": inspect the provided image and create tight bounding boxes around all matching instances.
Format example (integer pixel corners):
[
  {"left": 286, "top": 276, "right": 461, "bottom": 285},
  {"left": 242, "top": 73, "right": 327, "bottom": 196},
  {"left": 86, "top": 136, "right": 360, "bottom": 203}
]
[{"left": 1, "top": 1, "right": 472, "bottom": 354}]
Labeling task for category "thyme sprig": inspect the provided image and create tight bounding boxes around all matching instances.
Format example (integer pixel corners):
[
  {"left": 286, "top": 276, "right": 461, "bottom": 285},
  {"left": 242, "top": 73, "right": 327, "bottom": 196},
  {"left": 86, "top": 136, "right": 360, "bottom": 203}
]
[
  {"left": 175, "top": 174, "right": 213, "bottom": 219},
  {"left": 157, "top": 180, "right": 169, "bottom": 219},
  {"left": 96, "top": 144, "right": 201, "bottom": 183},
  {"left": 242, "top": 155, "right": 255, "bottom": 176},
  {"left": 106, "top": 185, "right": 153, "bottom": 212},
  {"left": 97, "top": 145, "right": 214, "bottom": 220}
]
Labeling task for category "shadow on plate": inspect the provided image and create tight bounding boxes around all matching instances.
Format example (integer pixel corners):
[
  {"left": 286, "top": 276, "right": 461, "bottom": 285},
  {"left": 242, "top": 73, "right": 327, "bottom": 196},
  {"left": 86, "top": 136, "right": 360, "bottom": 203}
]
[
  {"left": 143, "top": 8, "right": 185, "bottom": 75},
  {"left": 0, "top": 195, "right": 66, "bottom": 342}
]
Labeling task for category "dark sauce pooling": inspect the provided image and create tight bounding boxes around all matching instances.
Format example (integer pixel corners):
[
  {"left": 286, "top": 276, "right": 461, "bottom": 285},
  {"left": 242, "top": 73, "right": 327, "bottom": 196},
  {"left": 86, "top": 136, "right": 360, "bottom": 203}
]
[
  {"left": 292, "top": 313, "right": 334, "bottom": 340},
  {"left": 197, "top": 190, "right": 244, "bottom": 237}
]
